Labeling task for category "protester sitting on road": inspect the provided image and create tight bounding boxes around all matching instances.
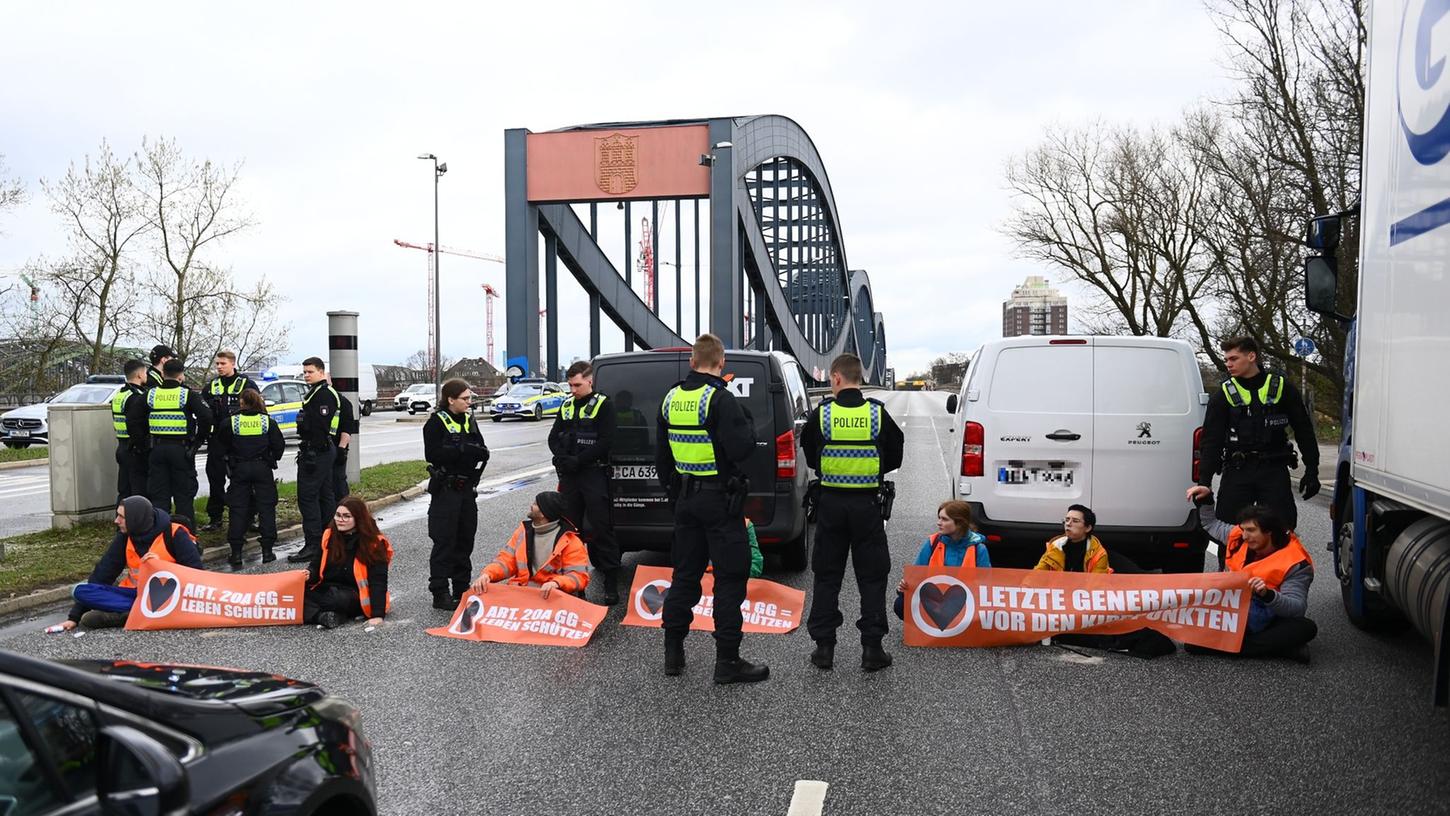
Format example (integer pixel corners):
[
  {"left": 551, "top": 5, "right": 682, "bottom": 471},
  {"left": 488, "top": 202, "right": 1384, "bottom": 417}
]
[
  {"left": 894, "top": 500, "right": 990, "bottom": 619},
  {"left": 470, "top": 492, "right": 591, "bottom": 599},
  {"left": 45, "top": 495, "right": 204, "bottom": 632},
  {"left": 1185, "top": 486, "right": 1317, "bottom": 661},
  {"left": 1034, "top": 504, "right": 1112, "bottom": 573},
  {"left": 304, "top": 495, "right": 392, "bottom": 630},
  {"left": 1034, "top": 504, "right": 1175, "bottom": 658}
]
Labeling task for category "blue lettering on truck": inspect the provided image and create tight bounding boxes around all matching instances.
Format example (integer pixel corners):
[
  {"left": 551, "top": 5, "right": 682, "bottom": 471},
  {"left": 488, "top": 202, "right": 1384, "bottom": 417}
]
[{"left": 1392, "top": 0, "right": 1450, "bottom": 243}]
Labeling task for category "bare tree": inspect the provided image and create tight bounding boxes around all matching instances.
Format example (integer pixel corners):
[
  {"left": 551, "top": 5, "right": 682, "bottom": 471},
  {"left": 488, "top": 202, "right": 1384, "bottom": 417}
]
[
  {"left": 136, "top": 136, "right": 255, "bottom": 363},
  {"left": 1003, "top": 124, "right": 1216, "bottom": 343},
  {"left": 0, "top": 154, "right": 24, "bottom": 227},
  {"left": 1193, "top": 0, "right": 1365, "bottom": 414},
  {"left": 188, "top": 275, "right": 291, "bottom": 372},
  {"left": 37, "top": 141, "right": 149, "bottom": 371}
]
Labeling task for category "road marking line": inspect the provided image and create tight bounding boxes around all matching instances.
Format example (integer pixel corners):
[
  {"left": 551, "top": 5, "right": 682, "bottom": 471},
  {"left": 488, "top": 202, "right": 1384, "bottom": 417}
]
[{"left": 786, "top": 780, "right": 829, "bottom": 816}]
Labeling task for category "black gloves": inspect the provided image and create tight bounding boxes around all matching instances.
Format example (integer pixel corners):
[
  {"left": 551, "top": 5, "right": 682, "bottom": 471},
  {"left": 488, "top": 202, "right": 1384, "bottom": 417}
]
[{"left": 1300, "top": 474, "right": 1321, "bottom": 500}]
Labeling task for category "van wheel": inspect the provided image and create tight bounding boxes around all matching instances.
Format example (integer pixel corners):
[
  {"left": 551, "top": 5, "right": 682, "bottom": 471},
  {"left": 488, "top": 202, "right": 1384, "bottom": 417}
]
[
  {"left": 360, "top": 400, "right": 372, "bottom": 417},
  {"left": 779, "top": 529, "right": 809, "bottom": 571}
]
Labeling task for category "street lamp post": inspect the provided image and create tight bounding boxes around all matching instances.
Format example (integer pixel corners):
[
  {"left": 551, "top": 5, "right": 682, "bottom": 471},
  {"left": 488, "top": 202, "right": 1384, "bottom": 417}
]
[{"left": 418, "top": 153, "right": 447, "bottom": 404}]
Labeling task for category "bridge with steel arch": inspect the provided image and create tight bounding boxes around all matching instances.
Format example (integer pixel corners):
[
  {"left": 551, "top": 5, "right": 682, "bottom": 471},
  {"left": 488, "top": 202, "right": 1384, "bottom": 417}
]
[{"left": 504, "top": 115, "right": 887, "bottom": 384}]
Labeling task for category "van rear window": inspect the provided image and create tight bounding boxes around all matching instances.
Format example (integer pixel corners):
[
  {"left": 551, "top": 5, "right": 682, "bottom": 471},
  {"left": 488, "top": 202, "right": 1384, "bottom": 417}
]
[
  {"left": 596, "top": 358, "right": 773, "bottom": 460},
  {"left": 1094, "top": 346, "right": 1190, "bottom": 414},
  {"left": 987, "top": 346, "right": 1092, "bottom": 413}
]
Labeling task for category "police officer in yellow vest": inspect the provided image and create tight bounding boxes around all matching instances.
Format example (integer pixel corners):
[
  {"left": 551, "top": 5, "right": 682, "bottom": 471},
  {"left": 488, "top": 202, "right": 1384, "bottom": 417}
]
[
  {"left": 549, "top": 359, "right": 621, "bottom": 604},
  {"left": 111, "top": 359, "right": 151, "bottom": 504},
  {"left": 288, "top": 357, "right": 342, "bottom": 564},
  {"left": 1197, "top": 336, "right": 1319, "bottom": 531},
  {"left": 423, "top": 378, "right": 490, "bottom": 608},
  {"left": 144, "top": 358, "right": 212, "bottom": 529},
  {"left": 223, "top": 389, "right": 285, "bottom": 569},
  {"left": 802, "top": 353, "right": 905, "bottom": 672},
  {"left": 654, "top": 334, "right": 765, "bottom": 684},
  {"left": 201, "top": 350, "right": 259, "bottom": 532}
]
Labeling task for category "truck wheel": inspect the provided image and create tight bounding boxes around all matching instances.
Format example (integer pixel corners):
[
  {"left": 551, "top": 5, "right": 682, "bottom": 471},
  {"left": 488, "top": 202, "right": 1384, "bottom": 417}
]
[
  {"left": 1338, "top": 492, "right": 1405, "bottom": 630},
  {"left": 779, "top": 529, "right": 809, "bottom": 571}
]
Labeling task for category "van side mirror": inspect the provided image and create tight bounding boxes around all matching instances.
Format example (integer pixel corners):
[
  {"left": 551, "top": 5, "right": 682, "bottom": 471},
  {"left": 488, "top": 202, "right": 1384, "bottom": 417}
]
[
  {"left": 97, "top": 725, "right": 189, "bottom": 815},
  {"left": 945, "top": 394, "right": 959, "bottom": 415},
  {"left": 1305, "top": 256, "right": 1352, "bottom": 322},
  {"left": 1304, "top": 215, "right": 1341, "bottom": 252}
]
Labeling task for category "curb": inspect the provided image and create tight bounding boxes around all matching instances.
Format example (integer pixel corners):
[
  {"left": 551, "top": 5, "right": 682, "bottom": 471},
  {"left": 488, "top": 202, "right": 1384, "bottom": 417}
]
[
  {"left": 0, "top": 458, "right": 47, "bottom": 471},
  {"left": 0, "top": 478, "right": 430, "bottom": 622}
]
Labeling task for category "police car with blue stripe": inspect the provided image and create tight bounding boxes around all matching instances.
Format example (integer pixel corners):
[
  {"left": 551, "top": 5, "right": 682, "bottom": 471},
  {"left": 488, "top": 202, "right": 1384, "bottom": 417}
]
[{"left": 488, "top": 378, "right": 567, "bottom": 422}]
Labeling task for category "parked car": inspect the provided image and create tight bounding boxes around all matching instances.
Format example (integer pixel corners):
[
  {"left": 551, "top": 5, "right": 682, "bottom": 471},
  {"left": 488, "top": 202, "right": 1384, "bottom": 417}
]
[
  {"left": 259, "top": 377, "right": 307, "bottom": 437},
  {"left": 0, "top": 649, "right": 377, "bottom": 815},
  {"left": 0, "top": 378, "right": 127, "bottom": 448},
  {"left": 941, "top": 335, "right": 1208, "bottom": 571},
  {"left": 487, "top": 379, "right": 566, "bottom": 422},
  {"left": 393, "top": 383, "right": 435, "bottom": 413},
  {"left": 591, "top": 348, "right": 812, "bottom": 570}
]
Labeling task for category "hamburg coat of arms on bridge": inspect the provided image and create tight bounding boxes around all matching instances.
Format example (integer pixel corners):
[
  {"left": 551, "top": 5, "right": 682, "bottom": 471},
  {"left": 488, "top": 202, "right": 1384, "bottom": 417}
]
[{"left": 595, "top": 133, "right": 639, "bottom": 195}]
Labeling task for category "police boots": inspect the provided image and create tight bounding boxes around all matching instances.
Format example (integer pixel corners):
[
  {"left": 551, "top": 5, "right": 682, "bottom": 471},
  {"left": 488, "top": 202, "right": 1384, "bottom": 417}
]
[
  {"left": 432, "top": 590, "right": 455, "bottom": 611},
  {"left": 260, "top": 547, "right": 276, "bottom": 564},
  {"left": 861, "top": 643, "right": 894, "bottom": 672},
  {"left": 713, "top": 658, "right": 770, "bottom": 685},
  {"left": 810, "top": 642, "right": 835, "bottom": 670},
  {"left": 598, "top": 570, "right": 620, "bottom": 606},
  {"left": 227, "top": 546, "right": 244, "bottom": 572}
]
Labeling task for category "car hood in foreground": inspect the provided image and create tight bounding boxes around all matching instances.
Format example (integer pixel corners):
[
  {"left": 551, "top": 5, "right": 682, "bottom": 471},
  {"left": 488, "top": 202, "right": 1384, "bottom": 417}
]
[{"left": 63, "top": 659, "right": 327, "bottom": 715}]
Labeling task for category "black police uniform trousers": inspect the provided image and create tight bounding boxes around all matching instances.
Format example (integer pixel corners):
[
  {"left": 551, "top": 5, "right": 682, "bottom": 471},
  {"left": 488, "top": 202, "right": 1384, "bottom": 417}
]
[
  {"left": 226, "top": 459, "right": 277, "bottom": 553},
  {"left": 115, "top": 441, "right": 148, "bottom": 504},
  {"left": 807, "top": 489, "right": 891, "bottom": 646},
  {"left": 1216, "top": 458, "right": 1298, "bottom": 530},
  {"left": 427, "top": 481, "right": 478, "bottom": 595},
  {"left": 204, "top": 444, "right": 230, "bottom": 524},
  {"left": 662, "top": 481, "right": 750, "bottom": 658},
  {"left": 147, "top": 439, "right": 198, "bottom": 523},
  {"left": 297, "top": 443, "right": 336, "bottom": 549},
  {"left": 559, "top": 466, "right": 620, "bottom": 573},
  {"left": 333, "top": 446, "right": 350, "bottom": 504}
]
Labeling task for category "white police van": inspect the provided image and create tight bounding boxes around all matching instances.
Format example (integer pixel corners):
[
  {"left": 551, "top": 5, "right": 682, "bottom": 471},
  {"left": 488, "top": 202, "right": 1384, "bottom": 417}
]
[{"left": 942, "top": 336, "right": 1208, "bottom": 571}]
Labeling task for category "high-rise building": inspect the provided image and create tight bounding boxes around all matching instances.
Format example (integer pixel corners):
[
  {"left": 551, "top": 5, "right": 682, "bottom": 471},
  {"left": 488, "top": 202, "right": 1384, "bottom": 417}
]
[{"left": 1002, "top": 275, "right": 1068, "bottom": 337}]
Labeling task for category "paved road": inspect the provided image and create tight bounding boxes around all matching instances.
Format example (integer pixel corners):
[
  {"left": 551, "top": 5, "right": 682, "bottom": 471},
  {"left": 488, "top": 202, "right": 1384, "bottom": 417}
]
[
  {"left": 0, "top": 410, "right": 552, "bottom": 537},
  {"left": 3, "top": 391, "right": 1448, "bottom": 814}
]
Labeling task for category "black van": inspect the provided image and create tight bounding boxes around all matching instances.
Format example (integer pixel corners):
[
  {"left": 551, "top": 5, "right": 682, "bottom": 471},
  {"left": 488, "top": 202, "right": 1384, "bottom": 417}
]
[{"left": 592, "top": 348, "right": 813, "bottom": 570}]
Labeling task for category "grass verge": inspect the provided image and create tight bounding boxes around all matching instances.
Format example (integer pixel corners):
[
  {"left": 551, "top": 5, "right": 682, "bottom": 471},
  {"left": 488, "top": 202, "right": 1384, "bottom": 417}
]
[
  {"left": 0, "top": 459, "right": 427, "bottom": 599},
  {"left": 0, "top": 446, "right": 48, "bottom": 464}
]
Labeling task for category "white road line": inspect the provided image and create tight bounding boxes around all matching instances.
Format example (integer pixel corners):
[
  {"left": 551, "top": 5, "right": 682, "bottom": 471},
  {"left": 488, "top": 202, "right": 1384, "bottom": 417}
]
[
  {"left": 0, "top": 487, "right": 47, "bottom": 499},
  {"left": 786, "top": 780, "right": 829, "bottom": 816}
]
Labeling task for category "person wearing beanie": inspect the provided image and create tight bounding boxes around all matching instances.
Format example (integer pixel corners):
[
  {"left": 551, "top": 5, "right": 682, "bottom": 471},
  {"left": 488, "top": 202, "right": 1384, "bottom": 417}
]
[
  {"left": 43, "top": 495, "right": 205, "bottom": 632},
  {"left": 470, "top": 491, "right": 591, "bottom": 599}
]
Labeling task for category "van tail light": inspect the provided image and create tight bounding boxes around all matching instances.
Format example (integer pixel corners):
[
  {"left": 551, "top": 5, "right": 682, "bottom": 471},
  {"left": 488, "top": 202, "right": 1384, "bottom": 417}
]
[
  {"left": 1192, "top": 426, "right": 1203, "bottom": 483},
  {"left": 776, "top": 429, "right": 796, "bottom": 478},
  {"left": 962, "top": 421, "right": 984, "bottom": 477}
]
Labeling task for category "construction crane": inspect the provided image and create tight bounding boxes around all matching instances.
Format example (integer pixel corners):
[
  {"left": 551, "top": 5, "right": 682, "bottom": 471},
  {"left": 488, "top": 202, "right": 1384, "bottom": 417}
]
[
  {"left": 481, "top": 284, "right": 500, "bottom": 366},
  {"left": 638, "top": 216, "right": 656, "bottom": 309},
  {"left": 392, "top": 239, "right": 504, "bottom": 372}
]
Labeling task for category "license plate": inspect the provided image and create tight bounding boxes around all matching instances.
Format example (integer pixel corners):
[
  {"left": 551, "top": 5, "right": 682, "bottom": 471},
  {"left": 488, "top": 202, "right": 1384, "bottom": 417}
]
[
  {"left": 613, "top": 465, "right": 657, "bottom": 481},
  {"left": 8, "top": 430, "right": 29, "bottom": 438},
  {"left": 998, "top": 466, "right": 1074, "bottom": 487}
]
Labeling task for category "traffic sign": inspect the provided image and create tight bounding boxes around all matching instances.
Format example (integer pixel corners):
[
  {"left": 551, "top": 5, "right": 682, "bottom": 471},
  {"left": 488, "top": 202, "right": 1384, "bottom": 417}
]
[{"left": 1293, "top": 337, "right": 1316, "bottom": 357}]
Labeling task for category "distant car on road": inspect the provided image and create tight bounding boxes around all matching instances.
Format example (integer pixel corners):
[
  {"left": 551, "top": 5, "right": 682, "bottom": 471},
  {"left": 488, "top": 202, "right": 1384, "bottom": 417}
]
[
  {"left": 393, "top": 383, "right": 435, "bottom": 414},
  {"left": 488, "top": 379, "right": 566, "bottom": 422},
  {"left": 0, "top": 649, "right": 378, "bottom": 815},
  {"left": 0, "top": 378, "right": 127, "bottom": 449}
]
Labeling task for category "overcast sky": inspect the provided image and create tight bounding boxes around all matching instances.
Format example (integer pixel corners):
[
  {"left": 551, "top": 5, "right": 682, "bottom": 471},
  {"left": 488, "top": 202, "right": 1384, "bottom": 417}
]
[{"left": 0, "top": 1, "right": 1236, "bottom": 378}]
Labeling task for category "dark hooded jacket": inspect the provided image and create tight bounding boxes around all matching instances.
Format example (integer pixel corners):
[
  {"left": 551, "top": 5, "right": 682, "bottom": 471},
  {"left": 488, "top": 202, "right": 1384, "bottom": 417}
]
[{"left": 67, "top": 497, "right": 205, "bottom": 622}]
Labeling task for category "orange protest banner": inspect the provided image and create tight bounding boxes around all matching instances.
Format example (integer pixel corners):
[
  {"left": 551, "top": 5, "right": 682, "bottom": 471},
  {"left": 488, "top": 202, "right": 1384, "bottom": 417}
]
[
  {"left": 124, "top": 559, "right": 304, "bottom": 630},
  {"left": 902, "top": 566, "right": 1252, "bottom": 652},
  {"left": 620, "top": 565, "right": 805, "bottom": 634},
  {"left": 426, "top": 584, "right": 607, "bottom": 648}
]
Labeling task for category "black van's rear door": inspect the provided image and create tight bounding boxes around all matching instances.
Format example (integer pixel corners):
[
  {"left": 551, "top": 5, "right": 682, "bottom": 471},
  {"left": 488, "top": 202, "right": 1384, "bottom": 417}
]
[
  {"left": 720, "top": 358, "right": 776, "bottom": 526},
  {"left": 595, "top": 355, "right": 685, "bottom": 529}
]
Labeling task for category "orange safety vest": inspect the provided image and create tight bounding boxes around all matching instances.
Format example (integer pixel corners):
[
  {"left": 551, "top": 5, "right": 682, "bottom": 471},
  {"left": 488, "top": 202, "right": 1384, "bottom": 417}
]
[
  {"left": 926, "top": 533, "right": 980, "bottom": 570},
  {"left": 1225, "top": 528, "right": 1312, "bottom": 590},
  {"left": 308, "top": 528, "right": 394, "bottom": 618},
  {"left": 482, "top": 522, "right": 591, "bottom": 594},
  {"left": 120, "top": 524, "right": 186, "bottom": 588}
]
